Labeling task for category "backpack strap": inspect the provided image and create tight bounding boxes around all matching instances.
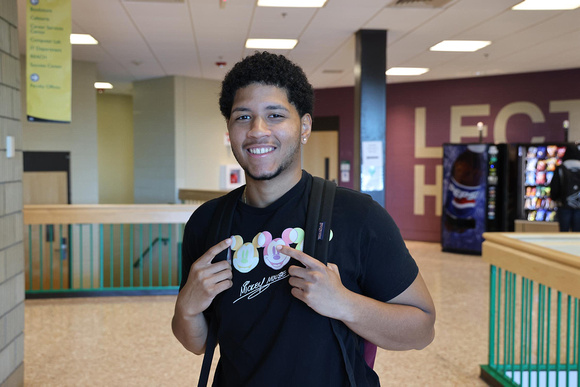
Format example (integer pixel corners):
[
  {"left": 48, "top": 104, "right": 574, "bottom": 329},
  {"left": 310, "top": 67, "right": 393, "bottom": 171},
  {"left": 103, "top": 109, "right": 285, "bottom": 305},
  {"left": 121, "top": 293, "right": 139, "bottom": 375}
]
[
  {"left": 304, "top": 176, "right": 334, "bottom": 260},
  {"left": 206, "top": 186, "right": 244, "bottom": 257},
  {"left": 305, "top": 177, "right": 360, "bottom": 386},
  {"left": 198, "top": 186, "right": 243, "bottom": 387}
]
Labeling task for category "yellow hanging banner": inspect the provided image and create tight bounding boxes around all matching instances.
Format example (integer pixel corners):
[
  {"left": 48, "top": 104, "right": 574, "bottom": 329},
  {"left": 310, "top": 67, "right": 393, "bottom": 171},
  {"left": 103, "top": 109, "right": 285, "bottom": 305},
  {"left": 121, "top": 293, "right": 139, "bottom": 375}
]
[{"left": 26, "top": 0, "right": 72, "bottom": 123}]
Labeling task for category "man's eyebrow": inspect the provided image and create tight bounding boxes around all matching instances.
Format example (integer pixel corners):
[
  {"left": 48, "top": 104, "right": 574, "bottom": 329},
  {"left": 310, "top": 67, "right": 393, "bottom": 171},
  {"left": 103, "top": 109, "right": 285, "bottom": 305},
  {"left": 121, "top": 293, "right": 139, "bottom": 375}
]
[
  {"left": 265, "top": 105, "right": 289, "bottom": 111},
  {"left": 231, "top": 107, "right": 251, "bottom": 113},
  {"left": 231, "top": 105, "right": 289, "bottom": 113}
]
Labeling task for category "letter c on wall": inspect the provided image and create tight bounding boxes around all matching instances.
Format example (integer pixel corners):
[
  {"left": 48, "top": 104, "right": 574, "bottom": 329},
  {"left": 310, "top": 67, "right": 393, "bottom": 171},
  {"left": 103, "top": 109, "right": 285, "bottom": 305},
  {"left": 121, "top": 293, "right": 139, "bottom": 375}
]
[{"left": 493, "top": 102, "right": 545, "bottom": 143}]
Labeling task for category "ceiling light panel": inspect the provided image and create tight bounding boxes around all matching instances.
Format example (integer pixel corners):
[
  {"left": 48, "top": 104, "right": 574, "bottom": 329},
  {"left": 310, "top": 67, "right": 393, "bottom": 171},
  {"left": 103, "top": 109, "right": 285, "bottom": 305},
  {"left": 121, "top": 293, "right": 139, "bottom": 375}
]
[
  {"left": 386, "top": 67, "right": 430, "bottom": 76},
  {"left": 94, "top": 82, "right": 113, "bottom": 89},
  {"left": 430, "top": 40, "right": 491, "bottom": 52},
  {"left": 257, "top": 0, "right": 327, "bottom": 7},
  {"left": 123, "top": 0, "right": 183, "bottom": 2},
  {"left": 70, "top": 34, "right": 99, "bottom": 45},
  {"left": 512, "top": 0, "right": 580, "bottom": 10},
  {"left": 245, "top": 39, "right": 298, "bottom": 49}
]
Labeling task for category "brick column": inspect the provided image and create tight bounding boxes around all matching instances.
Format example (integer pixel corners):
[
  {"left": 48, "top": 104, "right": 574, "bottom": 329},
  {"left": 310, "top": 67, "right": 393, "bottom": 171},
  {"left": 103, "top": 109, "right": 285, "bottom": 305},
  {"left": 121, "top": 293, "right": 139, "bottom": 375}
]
[{"left": 0, "top": 0, "right": 25, "bottom": 385}]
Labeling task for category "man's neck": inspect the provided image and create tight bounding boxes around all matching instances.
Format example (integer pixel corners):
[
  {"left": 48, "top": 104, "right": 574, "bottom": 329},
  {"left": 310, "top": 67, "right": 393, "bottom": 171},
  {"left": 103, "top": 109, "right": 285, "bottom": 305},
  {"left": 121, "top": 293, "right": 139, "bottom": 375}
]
[{"left": 244, "top": 170, "right": 303, "bottom": 208}]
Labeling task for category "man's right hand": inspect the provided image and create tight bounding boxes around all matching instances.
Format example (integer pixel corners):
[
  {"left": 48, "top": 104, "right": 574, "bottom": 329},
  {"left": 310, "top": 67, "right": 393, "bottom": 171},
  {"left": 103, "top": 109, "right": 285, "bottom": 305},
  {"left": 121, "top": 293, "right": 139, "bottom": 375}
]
[
  {"left": 172, "top": 238, "right": 233, "bottom": 354},
  {"left": 177, "top": 238, "right": 233, "bottom": 316}
]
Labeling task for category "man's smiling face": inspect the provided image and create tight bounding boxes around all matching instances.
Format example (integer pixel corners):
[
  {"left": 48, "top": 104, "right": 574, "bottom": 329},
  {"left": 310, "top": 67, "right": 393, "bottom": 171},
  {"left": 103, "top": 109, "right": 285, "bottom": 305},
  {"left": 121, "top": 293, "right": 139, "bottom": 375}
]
[{"left": 227, "top": 83, "right": 311, "bottom": 182}]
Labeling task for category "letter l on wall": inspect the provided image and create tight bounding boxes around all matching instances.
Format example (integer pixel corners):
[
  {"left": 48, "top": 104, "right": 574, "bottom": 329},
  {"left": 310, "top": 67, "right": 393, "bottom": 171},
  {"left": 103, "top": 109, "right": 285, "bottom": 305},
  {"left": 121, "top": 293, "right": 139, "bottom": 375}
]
[
  {"left": 414, "top": 107, "right": 442, "bottom": 216},
  {"left": 414, "top": 107, "right": 442, "bottom": 159}
]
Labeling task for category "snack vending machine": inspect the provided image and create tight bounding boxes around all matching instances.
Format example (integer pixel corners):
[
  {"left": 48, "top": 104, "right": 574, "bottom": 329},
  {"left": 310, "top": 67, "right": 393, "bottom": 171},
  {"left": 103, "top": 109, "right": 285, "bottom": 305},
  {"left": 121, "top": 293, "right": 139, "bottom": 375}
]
[
  {"left": 517, "top": 144, "right": 567, "bottom": 222},
  {"left": 441, "top": 143, "right": 515, "bottom": 255}
]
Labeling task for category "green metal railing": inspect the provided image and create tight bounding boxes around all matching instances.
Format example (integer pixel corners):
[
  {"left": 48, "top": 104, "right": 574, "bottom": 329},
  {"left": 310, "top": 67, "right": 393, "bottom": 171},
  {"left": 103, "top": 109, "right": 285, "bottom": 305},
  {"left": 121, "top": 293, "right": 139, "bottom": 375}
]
[
  {"left": 23, "top": 204, "right": 198, "bottom": 297},
  {"left": 483, "top": 267, "right": 580, "bottom": 386}
]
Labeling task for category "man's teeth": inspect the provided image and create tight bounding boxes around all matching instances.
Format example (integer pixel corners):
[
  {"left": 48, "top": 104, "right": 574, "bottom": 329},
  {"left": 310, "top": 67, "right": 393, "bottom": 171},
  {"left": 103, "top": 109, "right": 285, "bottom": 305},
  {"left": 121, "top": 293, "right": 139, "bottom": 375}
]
[{"left": 249, "top": 147, "right": 274, "bottom": 155}]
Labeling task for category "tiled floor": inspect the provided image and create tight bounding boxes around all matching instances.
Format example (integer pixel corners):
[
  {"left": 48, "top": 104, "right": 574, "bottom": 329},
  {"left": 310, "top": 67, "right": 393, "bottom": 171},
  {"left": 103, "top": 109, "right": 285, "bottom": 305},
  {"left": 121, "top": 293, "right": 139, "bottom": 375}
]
[{"left": 24, "top": 241, "right": 490, "bottom": 386}]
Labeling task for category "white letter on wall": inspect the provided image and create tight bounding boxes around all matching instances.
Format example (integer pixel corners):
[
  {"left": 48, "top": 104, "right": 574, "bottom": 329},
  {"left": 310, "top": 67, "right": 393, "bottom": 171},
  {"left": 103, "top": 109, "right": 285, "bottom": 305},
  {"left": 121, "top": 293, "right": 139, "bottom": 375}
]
[
  {"left": 450, "top": 105, "right": 490, "bottom": 143},
  {"left": 550, "top": 99, "right": 580, "bottom": 142},
  {"left": 415, "top": 107, "right": 442, "bottom": 159},
  {"left": 494, "top": 102, "right": 545, "bottom": 144},
  {"left": 414, "top": 164, "right": 442, "bottom": 216}
]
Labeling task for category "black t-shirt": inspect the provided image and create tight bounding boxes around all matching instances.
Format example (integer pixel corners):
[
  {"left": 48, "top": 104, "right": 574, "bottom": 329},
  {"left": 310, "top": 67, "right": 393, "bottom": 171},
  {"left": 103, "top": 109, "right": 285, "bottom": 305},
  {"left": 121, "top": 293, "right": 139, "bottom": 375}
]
[{"left": 180, "top": 171, "right": 419, "bottom": 386}]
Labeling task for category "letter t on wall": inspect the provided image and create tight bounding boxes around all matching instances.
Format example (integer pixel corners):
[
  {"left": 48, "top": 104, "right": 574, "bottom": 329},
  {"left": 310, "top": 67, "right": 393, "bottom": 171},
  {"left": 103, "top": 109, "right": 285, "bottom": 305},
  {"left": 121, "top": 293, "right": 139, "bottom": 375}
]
[{"left": 550, "top": 100, "right": 580, "bottom": 142}]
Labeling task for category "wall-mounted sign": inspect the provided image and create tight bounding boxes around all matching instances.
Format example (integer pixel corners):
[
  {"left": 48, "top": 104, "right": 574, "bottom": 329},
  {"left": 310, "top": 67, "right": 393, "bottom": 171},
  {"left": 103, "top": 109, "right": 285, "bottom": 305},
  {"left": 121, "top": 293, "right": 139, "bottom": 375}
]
[
  {"left": 26, "top": 0, "right": 72, "bottom": 123},
  {"left": 340, "top": 160, "right": 350, "bottom": 183},
  {"left": 361, "top": 141, "right": 384, "bottom": 191},
  {"left": 220, "top": 164, "right": 245, "bottom": 190}
]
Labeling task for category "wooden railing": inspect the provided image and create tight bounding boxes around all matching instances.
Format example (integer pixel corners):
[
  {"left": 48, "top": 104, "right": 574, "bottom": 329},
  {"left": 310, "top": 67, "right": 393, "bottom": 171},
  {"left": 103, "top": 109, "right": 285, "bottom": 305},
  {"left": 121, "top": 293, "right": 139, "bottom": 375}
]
[
  {"left": 23, "top": 204, "right": 199, "bottom": 297},
  {"left": 24, "top": 204, "right": 199, "bottom": 225},
  {"left": 178, "top": 189, "right": 227, "bottom": 204},
  {"left": 480, "top": 232, "right": 580, "bottom": 387}
]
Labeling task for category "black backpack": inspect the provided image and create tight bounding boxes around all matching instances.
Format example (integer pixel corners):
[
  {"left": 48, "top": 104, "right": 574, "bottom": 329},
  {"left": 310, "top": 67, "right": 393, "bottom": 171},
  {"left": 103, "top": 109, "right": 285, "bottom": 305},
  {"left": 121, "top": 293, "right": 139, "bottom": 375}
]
[
  {"left": 197, "top": 176, "right": 371, "bottom": 387},
  {"left": 559, "top": 163, "right": 580, "bottom": 209}
]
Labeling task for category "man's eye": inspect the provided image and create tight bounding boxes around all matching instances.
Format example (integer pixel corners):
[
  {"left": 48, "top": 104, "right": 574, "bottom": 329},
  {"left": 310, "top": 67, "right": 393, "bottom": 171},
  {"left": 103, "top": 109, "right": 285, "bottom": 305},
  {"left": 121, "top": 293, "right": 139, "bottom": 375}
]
[
  {"left": 269, "top": 114, "right": 284, "bottom": 118},
  {"left": 236, "top": 115, "right": 250, "bottom": 120}
]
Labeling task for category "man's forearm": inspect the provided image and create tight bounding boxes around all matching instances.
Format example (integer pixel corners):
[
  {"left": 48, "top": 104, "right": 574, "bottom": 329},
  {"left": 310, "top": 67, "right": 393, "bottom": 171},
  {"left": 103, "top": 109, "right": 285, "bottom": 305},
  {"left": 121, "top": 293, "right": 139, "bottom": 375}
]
[
  {"left": 336, "top": 273, "right": 435, "bottom": 351},
  {"left": 171, "top": 311, "right": 209, "bottom": 355},
  {"left": 338, "top": 292, "right": 435, "bottom": 351}
]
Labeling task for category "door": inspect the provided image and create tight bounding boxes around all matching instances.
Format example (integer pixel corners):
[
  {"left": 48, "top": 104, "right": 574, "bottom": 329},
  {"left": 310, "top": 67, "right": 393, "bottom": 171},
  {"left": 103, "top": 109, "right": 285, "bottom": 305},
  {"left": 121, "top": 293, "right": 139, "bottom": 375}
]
[
  {"left": 303, "top": 116, "right": 339, "bottom": 182},
  {"left": 23, "top": 152, "right": 70, "bottom": 291}
]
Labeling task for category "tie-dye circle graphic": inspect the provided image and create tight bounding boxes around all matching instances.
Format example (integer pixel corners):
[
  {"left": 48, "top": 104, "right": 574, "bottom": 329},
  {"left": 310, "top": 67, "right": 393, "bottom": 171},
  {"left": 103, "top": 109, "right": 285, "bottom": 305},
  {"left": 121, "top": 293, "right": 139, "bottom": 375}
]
[
  {"left": 281, "top": 227, "right": 305, "bottom": 251},
  {"left": 232, "top": 242, "right": 259, "bottom": 273},
  {"left": 263, "top": 238, "right": 290, "bottom": 270}
]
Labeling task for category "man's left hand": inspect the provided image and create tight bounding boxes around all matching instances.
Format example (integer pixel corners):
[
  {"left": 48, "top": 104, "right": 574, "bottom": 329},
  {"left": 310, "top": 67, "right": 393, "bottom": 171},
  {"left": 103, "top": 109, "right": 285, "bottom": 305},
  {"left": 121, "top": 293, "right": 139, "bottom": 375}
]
[{"left": 277, "top": 245, "right": 349, "bottom": 320}]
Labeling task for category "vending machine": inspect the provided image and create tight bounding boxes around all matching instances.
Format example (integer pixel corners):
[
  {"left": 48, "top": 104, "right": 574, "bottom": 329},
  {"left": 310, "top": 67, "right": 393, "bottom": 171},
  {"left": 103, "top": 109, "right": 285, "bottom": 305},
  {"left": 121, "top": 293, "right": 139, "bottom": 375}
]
[
  {"left": 441, "top": 143, "right": 516, "bottom": 255},
  {"left": 516, "top": 144, "right": 568, "bottom": 223}
]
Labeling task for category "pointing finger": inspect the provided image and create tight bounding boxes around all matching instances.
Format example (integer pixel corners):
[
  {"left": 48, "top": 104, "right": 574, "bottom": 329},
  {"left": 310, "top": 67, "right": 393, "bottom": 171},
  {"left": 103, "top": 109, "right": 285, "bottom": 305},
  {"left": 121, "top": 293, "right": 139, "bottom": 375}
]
[
  {"left": 276, "top": 244, "right": 321, "bottom": 269},
  {"left": 202, "top": 238, "right": 232, "bottom": 264}
]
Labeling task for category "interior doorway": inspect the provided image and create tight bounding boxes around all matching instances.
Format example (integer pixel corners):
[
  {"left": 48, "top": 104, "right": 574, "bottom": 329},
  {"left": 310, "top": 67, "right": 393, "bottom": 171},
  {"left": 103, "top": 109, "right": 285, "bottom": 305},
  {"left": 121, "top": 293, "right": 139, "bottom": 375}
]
[
  {"left": 23, "top": 152, "right": 71, "bottom": 290},
  {"left": 303, "top": 116, "right": 339, "bottom": 182}
]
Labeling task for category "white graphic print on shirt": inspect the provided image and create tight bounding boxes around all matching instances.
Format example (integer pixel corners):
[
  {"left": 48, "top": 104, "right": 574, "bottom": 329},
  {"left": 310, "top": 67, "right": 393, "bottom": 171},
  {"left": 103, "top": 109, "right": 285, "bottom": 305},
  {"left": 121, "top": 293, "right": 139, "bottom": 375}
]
[
  {"left": 228, "top": 226, "right": 332, "bottom": 304},
  {"left": 233, "top": 270, "right": 290, "bottom": 303},
  {"left": 229, "top": 227, "right": 305, "bottom": 273}
]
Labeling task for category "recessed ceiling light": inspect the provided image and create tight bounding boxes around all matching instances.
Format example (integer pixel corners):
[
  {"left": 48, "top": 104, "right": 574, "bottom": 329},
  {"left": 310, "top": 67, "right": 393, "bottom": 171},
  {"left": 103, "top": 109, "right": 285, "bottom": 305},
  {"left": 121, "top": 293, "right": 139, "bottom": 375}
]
[
  {"left": 70, "top": 34, "right": 98, "bottom": 45},
  {"left": 386, "top": 67, "right": 430, "bottom": 76},
  {"left": 245, "top": 39, "right": 298, "bottom": 50},
  {"left": 430, "top": 40, "right": 491, "bottom": 52},
  {"left": 257, "top": 0, "right": 327, "bottom": 7},
  {"left": 512, "top": 0, "right": 580, "bottom": 10},
  {"left": 94, "top": 82, "right": 113, "bottom": 89}
]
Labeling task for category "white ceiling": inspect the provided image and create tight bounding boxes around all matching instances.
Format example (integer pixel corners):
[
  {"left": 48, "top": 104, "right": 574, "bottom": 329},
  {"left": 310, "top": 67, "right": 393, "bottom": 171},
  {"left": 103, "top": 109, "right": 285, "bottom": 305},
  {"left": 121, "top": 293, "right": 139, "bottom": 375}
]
[{"left": 17, "top": 0, "right": 580, "bottom": 94}]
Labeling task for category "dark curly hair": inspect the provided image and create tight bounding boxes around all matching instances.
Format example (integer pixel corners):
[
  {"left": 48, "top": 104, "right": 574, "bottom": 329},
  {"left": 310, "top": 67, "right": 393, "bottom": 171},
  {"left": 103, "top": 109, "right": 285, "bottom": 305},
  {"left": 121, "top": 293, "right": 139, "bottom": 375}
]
[{"left": 219, "top": 51, "right": 314, "bottom": 120}]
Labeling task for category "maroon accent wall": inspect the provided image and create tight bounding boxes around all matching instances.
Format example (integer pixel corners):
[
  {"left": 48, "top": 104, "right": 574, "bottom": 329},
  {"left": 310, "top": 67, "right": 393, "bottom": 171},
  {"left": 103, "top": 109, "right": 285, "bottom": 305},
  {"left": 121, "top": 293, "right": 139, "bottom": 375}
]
[
  {"left": 314, "top": 68, "right": 580, "bottom": 242},
  {"left": 313, "top": 87, "right": 356, "bottom": 189}
]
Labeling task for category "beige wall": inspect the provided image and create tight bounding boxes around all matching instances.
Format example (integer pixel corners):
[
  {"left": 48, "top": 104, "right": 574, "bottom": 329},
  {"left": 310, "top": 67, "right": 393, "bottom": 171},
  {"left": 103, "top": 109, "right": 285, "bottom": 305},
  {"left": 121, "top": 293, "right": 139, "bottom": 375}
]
[
  {"left": 133, "top": 75, "right": 239, "bottom": 204},
  {"left": 0, "top": 0, "right": 25, "bottom": 385},
  {"left": 97, "top": 93, "right": 134, "bottom": 204},
  {"left": 20, "top": 59, "right": 99, "bottom": 204},
  {"left": 20, "top": 68, "right": 235, "bottom": 207},
  {"left": 175, "top": 76, "right": 238, "bottom": 192},
  {"left": 133, "top": 76, "right": 176, "bottom": 203}
]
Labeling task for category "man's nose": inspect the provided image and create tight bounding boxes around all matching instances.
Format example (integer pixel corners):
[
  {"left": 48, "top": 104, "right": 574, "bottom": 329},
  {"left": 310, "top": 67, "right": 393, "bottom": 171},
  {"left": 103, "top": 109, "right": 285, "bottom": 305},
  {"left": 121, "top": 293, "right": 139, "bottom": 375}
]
[{"left": 249, "top": 117, "right": 270, "bottom": 137}]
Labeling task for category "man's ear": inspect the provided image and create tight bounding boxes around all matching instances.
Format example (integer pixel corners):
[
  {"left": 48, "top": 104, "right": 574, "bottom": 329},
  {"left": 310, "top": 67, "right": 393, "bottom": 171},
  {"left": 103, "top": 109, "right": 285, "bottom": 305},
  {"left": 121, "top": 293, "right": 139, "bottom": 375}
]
[{"left": 301, "top": 114, "right": 312, "bottom": 144}]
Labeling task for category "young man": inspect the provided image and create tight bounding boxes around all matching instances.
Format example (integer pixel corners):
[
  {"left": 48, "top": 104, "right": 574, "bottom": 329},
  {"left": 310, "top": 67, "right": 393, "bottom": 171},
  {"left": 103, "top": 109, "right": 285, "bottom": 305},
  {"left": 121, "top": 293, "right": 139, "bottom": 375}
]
[
  {"left": 172, "top": 52, "right": 435, "bottom": 386},
  {"left": 550, "top": 144, "right": 580, "bottom": 231}
]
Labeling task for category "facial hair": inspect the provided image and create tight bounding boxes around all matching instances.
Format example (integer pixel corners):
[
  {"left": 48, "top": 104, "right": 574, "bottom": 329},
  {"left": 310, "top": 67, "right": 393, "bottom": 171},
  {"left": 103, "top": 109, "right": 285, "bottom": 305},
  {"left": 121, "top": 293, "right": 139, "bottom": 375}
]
[{"left": 232, "top": 137, "right": 301, "bottom": 181}]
